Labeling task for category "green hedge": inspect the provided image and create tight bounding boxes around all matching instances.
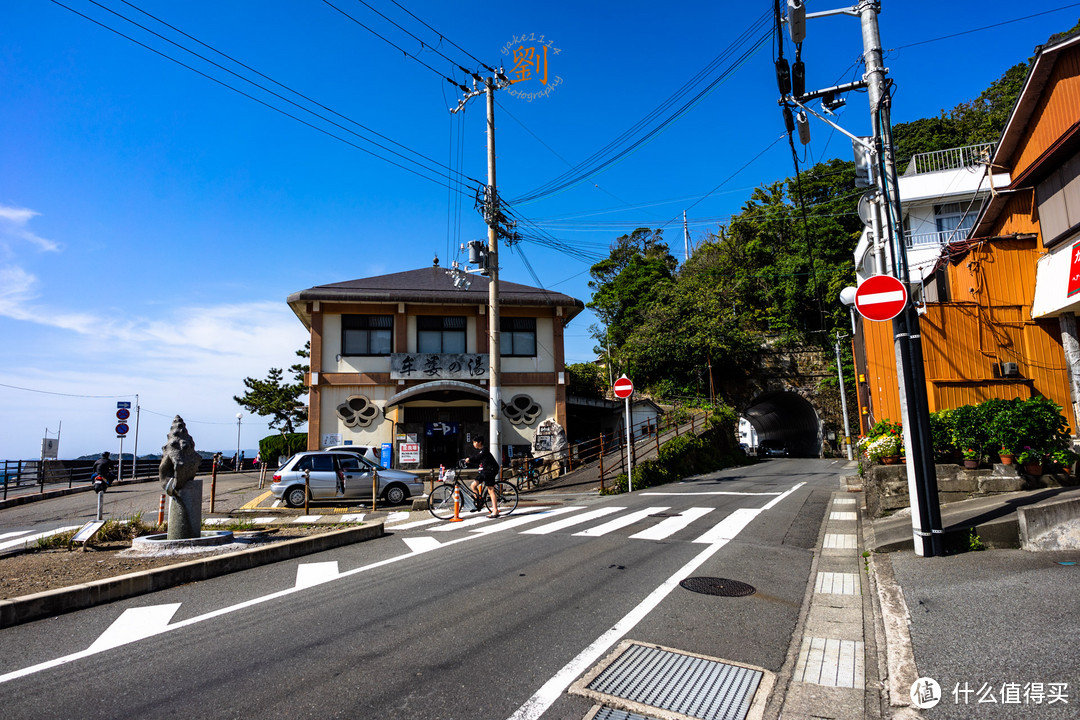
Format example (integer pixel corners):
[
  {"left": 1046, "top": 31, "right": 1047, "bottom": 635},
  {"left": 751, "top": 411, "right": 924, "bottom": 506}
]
[
  {"left": 258, "top": 433, "right": 307, "bottom": 464},
  {"left": 602, "top": 408, "right": 743, "bottom": 494}
]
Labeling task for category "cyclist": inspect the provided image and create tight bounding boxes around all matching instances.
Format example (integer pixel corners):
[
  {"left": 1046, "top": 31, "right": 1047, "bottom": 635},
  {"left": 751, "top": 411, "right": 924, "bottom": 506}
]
[{"left": 464, "top": 437, "right": 500, "bottom": 517}]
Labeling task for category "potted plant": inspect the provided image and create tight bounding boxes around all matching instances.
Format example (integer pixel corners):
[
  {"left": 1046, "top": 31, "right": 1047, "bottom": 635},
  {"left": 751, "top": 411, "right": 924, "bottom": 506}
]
[
  {"left": 1051, "top": 448, "right": 1077, "bottom": 475},
  {"left": 865, "top": 433, "right": 902, "bottom": 464},
  {"left": 1018, "top": 446, "right": 1043, "bottom": 475},
  {"left": 998, "top": 447, "right": 1015, "bottom": 465},
  {"left": 962, "top": 447, "right": 980, "bottom": 469}
]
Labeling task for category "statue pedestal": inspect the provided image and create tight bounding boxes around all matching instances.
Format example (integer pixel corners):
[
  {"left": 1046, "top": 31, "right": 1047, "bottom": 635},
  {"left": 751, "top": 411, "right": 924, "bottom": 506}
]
[{"left": 167, "top": 478, "right": 203, "bottom": 539}]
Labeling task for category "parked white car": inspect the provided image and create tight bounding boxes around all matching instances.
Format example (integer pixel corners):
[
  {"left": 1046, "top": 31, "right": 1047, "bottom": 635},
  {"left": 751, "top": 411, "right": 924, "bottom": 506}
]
[{"left": 325, "top": 444, "right": 382, "bottom": 467}]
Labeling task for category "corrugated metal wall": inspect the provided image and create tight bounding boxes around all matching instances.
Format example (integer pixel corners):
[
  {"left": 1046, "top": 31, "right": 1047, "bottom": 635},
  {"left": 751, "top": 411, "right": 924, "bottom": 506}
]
[{"left": 1013, "top": 51, "right": 1080, "bottom": 179}]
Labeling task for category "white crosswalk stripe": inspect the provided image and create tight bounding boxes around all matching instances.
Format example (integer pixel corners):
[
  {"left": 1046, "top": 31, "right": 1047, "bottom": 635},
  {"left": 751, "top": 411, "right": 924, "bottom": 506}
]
[
  {"left": 470, "top": 506, "right": 585, "bottom": 534},
  {"left": 521, "top": 506, "right": 626, "bottom": 535},
  {"left": 572, "top": 507, "right": 670, "bottom": 537},
  {"left": 692, "top": 507, "right": 760, "bottom": 544},
  {"left": 628, "top": 507, "right": 713, "bottom": 540}
]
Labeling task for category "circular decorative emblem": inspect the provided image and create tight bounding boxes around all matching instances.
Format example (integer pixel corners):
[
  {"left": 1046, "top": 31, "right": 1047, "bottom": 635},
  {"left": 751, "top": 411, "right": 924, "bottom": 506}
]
[
  {"left": 336, "top": 395, "right": 379, "bottom": 428},
  {"left": 502, "top": 394, "right": 542, "bottom": 426}
]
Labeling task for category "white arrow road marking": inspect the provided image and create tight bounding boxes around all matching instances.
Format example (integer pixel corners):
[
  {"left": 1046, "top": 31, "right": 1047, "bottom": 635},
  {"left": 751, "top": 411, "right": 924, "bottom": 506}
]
[
  {"left": 402, "top": 536, "right": 442, "bottom": 553},
  {"left": 858, "top": 290, "right": 904, "bottom": 306},
  {"left": 506, "top": 481, "right": 806, "bottom": 720},
  {"left": 295, "top": 561, "right": 340, "bottom": 589},
  {"left": 87, "top": 604, "right": 181, "bottom": 653},
  {"left": 384, "top": 511, "right": 410, "bottom": 523}
]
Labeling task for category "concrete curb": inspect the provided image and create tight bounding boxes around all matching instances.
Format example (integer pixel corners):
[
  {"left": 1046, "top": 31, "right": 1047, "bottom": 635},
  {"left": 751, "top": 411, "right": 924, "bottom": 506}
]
[{"left": 0, "top": 521, "right": 383, "bottom": 629}]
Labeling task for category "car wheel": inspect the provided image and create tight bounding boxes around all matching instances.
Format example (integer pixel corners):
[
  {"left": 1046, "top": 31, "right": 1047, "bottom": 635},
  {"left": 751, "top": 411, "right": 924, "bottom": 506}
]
[
  {"left": 284, "top": 485, "right": 308, "bottom": 508},
  {"left": 383, "top": 483, "right": 407, "bottom": 505}
]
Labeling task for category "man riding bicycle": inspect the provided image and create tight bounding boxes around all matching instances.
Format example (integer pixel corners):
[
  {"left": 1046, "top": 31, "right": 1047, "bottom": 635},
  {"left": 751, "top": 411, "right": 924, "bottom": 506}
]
[{"left": 464, "top": 437, "right": 500, "bottom": 518}]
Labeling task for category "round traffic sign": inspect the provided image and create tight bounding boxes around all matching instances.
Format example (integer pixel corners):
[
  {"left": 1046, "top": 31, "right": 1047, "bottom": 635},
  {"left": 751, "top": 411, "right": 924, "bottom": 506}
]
[
  {"left": 854, "top": 274, "right": 908, "bottom": 321},
  {"left": 116, "top": 408, "right": 130, "bottom": 421},
  {"left": 115, "top": 423, "right": 129, "bottom": 436},
  {"left": 613, "top": 375, "right": 634, "bottom": 399}
]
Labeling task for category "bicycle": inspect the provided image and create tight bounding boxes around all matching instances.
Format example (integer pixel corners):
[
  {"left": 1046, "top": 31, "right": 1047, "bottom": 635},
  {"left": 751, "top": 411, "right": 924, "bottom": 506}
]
[{"left": 428, "top": 462, "right": 518, "bottom": 520}]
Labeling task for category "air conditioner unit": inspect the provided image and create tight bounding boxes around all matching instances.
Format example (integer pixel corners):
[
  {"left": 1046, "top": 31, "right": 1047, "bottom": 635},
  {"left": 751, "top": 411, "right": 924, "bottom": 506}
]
[{"left": 1001, "top": 362, "right": 1020, "bottom": 377}]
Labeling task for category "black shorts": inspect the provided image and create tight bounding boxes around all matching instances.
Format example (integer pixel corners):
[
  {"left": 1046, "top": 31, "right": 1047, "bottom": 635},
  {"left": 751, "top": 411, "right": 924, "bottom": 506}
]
[{"left": 477, "top": 474, "right": 498, "bottom": 488}]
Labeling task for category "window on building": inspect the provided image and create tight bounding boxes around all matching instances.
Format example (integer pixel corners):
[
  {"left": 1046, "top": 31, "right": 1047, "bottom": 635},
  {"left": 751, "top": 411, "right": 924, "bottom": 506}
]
[
  {"left": 1035, "top": 150, "right": 1080, "bottom": 246},
  {"left": 500, "top": 317, "right": 537, "bottom": 357},
  {"left": 342, "top": 315, "right": 393, "bottom": 356},
  {"left": 417, "top": 316, "right": 467, "bottom": 353},
  {"left": 934, "top": 202, "right": 976, "bottom": 241}
]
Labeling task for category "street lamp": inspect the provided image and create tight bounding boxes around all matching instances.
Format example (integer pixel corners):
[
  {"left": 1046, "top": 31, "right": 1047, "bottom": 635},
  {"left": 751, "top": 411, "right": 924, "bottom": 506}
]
[{"left": 235, "top": 412, "right": 242, "bottom": 472}]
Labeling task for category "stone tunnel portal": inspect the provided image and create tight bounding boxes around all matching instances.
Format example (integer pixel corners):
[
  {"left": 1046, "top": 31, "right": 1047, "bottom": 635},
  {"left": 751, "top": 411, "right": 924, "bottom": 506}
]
[{"left": 742, "top": 391, "right": 821, "bottom": 458}]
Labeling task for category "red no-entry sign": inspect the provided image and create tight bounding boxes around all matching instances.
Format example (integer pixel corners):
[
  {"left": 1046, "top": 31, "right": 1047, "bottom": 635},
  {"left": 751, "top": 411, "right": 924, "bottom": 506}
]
[
  {"left": 854, "top": 274, "right": 908, "bottom": 321},
  {"left": 613, "top": 375, "right": 634, "bottom": 399}
]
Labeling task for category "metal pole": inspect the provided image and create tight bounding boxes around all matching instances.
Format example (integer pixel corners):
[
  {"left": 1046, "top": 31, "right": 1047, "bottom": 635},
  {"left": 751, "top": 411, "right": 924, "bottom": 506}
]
[
  {"left": 486, "top": 77, "right": 502, "bottom": 466},
  {"left": 625, "top": 396, "right": 633, "bottom": 493},
  {"left": 861, "top": 0, "right": 942, "bottom": 556},
  {"left": 236, "top": 413, "right": 243, "bottom": 472},
  {"left": 117, "top": 435, "right": 124, "bottom": 484},
  {"left": 835, "top": 332, "right": 854, "bottom": 460},
  {"left": 132, "top": 394, "right": 140, "bottom": 479}
]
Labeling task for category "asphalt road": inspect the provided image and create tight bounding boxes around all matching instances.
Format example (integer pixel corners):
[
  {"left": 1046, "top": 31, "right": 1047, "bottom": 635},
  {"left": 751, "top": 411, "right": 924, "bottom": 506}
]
[{"left": 0, "top": 458, "right": 845, "bottom": 720}]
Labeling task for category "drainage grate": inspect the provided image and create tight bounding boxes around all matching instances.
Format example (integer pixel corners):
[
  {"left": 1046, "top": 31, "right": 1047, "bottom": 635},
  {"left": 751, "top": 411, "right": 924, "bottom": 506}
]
[
  {"left": 590, "top": 707, "right": 658, "bottom": 720},
  {"left": 679, "top": 576, "right": 756, "bottom": 597},
  {"left": 585, "top": 643, "right": 763, "bottom": 720}
]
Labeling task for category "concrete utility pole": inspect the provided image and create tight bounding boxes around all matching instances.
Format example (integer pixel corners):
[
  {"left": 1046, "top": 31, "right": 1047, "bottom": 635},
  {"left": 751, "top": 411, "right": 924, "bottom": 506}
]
[
  {"left": 451, "top": 70, "right": 512, "bottom": 463},
  {"left": 485, "top": 78, "right": 502, "bottom": 461},
  {"left": 786, "top": 0, "right": 943, "bottom": 555}
]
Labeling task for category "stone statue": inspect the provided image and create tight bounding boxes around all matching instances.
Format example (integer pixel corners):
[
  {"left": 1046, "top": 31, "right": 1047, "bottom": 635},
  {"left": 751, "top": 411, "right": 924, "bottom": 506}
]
[
  {"left": 532, "top": 418, "right": 569, "bottom": 479},
  {"left": 159, "top": 415, "right": 203, "bottom": 539}
]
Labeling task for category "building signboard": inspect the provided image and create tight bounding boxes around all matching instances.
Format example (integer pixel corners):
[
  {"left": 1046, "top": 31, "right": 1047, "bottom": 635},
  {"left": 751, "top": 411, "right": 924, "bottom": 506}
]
[{"left": 390, "top": 353, "right": 489, "bottom": 380}]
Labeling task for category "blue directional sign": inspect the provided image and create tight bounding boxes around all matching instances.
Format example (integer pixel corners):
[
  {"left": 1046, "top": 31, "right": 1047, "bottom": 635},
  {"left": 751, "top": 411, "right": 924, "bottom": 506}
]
[{"left": 117, "top": 401, "right": 131, "bottom": 409}]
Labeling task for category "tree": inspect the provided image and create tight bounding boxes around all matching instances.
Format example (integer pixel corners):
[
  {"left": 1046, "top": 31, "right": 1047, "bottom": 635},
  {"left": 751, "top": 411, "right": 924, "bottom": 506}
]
[
  {"left": 234, "top": 342, "right": 310, "bottom": 435},
  {"left": 587, "top": 228, "right": 677, "bottom": 356},
  {"left": 566, "top": 362, "right": 607, "bottom": 399}
]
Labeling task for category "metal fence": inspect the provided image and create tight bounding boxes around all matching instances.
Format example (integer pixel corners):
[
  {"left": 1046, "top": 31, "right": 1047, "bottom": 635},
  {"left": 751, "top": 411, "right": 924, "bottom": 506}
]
[
  {"left": 905, "top": 226, "right": 972, "bottom": 248},
  {"left": 906, "top": 142, "right": 994, "bottom": 175}
]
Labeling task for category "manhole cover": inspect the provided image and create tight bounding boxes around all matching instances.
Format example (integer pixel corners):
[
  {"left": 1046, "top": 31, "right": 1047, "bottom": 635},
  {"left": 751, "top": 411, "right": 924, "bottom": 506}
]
[{"left": 679, "top": 577, "right": 756, "bottom": 597}]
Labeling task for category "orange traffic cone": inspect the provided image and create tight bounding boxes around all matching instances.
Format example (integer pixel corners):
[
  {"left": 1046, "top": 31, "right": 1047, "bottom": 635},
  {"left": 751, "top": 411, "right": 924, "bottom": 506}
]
[{"left": 449, "top": 486, "right": 464, "bottom": 522}]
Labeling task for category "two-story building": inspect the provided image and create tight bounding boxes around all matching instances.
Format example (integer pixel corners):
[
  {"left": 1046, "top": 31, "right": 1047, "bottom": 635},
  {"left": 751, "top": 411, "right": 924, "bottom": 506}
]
[{"left": 287, "top": 264, "right": 584, "bottom": 469}]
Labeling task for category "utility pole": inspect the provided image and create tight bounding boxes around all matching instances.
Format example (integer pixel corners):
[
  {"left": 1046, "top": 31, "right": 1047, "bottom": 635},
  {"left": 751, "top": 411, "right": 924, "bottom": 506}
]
[
  {"left": 683, "top": 210, "right": 690, "bottom": 263},
  {"left": 834, "top": 332, "right": 853, "bottom": 461},
  {"left": 485, "top": 78, "right": 501, "bottom": 461},
  {"left": 782, "top": 0, "right": 943, "bottom": 555},
  {"left": 451, "top": 70, "right": 513, "bottom": 463}
]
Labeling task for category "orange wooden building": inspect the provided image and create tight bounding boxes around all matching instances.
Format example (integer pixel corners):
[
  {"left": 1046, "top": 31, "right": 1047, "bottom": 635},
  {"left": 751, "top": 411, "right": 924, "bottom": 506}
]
[{"left": 853, "top": 32, "right": 1080, "bottom": 438}]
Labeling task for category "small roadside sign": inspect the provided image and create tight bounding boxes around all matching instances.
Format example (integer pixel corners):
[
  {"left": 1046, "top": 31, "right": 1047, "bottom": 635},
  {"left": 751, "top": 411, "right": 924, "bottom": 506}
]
[
  {"left": 854, "top": 274, "right": 908, "bottom": 322},
  {"left": 117, "top": 401, "right": 131, "bottom": 409},
  {"left": 116, "top": 408, "right": 130, "bottom": 421},
  {"left": 115, "top": 423, "right": 129, "bottom": 436},
  {"left": 613, "top": 375, "right": 634, "bottom": 399},
  {"left": 72, "top": 521, "right": 106, "bottom": 544}
]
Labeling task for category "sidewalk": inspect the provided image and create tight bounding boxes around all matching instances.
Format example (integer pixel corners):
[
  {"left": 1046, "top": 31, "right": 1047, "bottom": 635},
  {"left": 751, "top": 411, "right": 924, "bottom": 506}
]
[{"left": 865, "top": 482, "right": 1080, "bottom": 719}]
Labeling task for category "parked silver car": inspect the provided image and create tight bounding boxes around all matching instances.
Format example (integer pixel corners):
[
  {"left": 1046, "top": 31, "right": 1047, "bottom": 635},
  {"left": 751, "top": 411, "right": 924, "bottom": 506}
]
[
  {"left": 324, "top": 444, "right": 382, "bottom": 467},
  {"left": 270, "top": 451, "right": 423, "bottom": 507}
]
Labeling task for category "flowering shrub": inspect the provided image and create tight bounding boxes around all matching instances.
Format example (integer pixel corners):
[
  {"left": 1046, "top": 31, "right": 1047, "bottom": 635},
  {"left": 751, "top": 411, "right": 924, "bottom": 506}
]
[
  {"left": 864, "top": 433, "right": 902, "bottom": 463},
  {"left": 1017, "top": 447, "right": 1042, "bottom": 465}
]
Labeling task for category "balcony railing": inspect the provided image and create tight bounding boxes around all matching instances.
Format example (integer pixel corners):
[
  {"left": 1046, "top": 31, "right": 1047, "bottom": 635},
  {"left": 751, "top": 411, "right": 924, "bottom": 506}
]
[
  {"left": 905, "top": 143, "right": 995, "bottom": 176},
  {"left": 905, "top": 226, "right": 971, "bottom": 248}
]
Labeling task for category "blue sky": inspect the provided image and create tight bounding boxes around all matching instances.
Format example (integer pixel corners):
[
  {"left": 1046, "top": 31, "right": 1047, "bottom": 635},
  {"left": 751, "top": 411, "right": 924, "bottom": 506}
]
[{"left": 2, "top": 0, "right": 1076, "bottom": 459}]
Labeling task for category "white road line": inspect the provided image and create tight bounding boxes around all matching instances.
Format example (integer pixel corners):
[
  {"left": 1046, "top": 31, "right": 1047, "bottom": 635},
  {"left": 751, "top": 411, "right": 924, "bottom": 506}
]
[
  {"left": 0, "top": 531, "right": 32, "bottom": 541},
  {"left": 295, "top": 561, "right": 339, "bottom": 589},
  {"left": 294, "top": 515, "right": 322, "bottom": 523},
  {"left": 642, "top": 491, "right": 782, "bottom": 497},
  {"left": 521, "top": 507, "right": 625, "bottom": 535},
  {"left": 340, "top": 513, "right": 367, "bottom": 523},
  {"left": 505, "top": 481, "right": 807, "bottom": 720},
  {"left": 402, "top": 537, "right": 442, "bottom": 553},
  {"left": 430, "top": 514, "right": 493, "bottom": 531},
  {"left": 470, "top": 506, "right": 584, "bottom": 534},
  {"left": 388, "top": 517, "right": 442, "bottom": 531},
  {"left": 628, "top": 507, "right": 712, "bottom": 541},
  {"left": 573, "top": 507, "right": 670, "bottom": 537},
  {"left": 692, "top": 508, "right": 760, "bottom": 544}
]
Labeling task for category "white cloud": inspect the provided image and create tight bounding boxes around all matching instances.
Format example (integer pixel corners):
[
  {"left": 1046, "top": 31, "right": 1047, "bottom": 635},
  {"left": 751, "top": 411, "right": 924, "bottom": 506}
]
[{"left": 0, "top": 204, "right": 60, "bottom": 252}]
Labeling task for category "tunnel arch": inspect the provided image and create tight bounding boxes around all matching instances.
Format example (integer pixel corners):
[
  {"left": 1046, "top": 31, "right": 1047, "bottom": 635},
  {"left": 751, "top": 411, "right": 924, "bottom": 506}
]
[{"left": 741, "top": 391, "right": 822, "bottom": 458}]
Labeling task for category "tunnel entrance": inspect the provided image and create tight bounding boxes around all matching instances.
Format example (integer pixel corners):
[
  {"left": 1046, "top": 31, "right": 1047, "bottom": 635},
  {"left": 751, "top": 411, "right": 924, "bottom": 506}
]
[{"left": 741, "top": 391, "right": 821, "bottom": 458}]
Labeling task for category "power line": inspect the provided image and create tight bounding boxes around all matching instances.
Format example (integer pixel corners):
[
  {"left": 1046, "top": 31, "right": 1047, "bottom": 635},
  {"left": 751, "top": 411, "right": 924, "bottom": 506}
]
[
  {"left": 890, "top": 3, "right": 1080, "bottom": 51},
  {"left": 508, "top": 10, "right": 773, "bottom": 205},
  {"left": 388, "top": 0, "right": 493, "bottom": 72},
  {"left": 50, "top": 0, "right": 481, "bottom": 194},
  {"left": 350, "top": 0, "right": 487, "bottom": 76},
  {"left": 0, "top": 382, "right": 132, "bottom": 399}
]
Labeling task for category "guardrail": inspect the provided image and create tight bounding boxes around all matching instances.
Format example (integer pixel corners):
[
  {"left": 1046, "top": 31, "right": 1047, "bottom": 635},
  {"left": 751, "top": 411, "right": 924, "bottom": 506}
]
[
  {"left": 905, "top": 226, "right": 972, "bottom": 248},
  {"left": 905, "top": 142, "right": 994, "bottom": 175}
]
